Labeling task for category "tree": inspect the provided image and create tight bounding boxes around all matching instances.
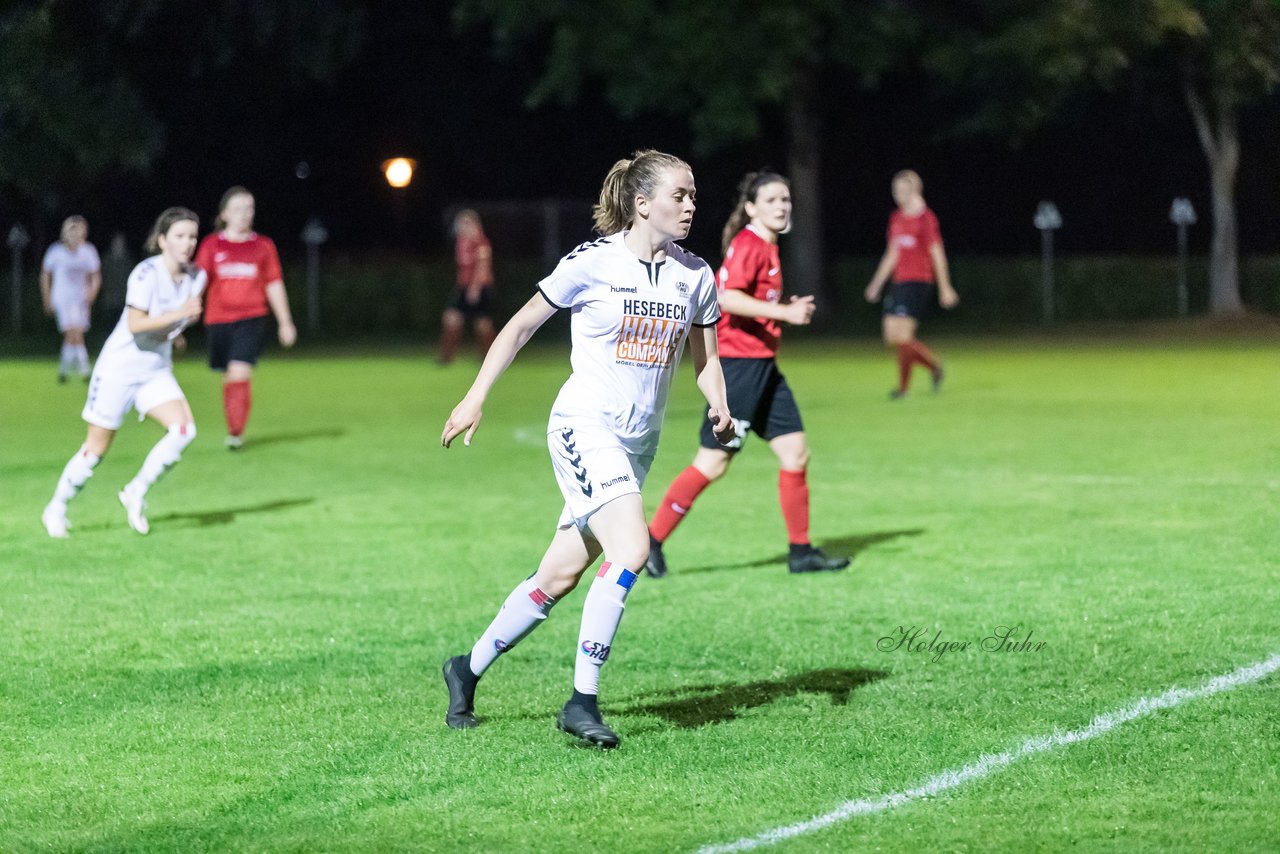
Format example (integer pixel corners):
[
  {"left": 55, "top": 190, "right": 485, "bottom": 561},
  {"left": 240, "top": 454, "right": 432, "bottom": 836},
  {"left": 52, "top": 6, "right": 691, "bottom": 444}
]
[
  {"left": 0, "top": 2, "right": 364, "bottom": 212},
  {"left": 455, "top": 0, "right": 914, "bottom": 296},
  {"left": 923, "top": 0, "right": 1280, "bottom": 315}
]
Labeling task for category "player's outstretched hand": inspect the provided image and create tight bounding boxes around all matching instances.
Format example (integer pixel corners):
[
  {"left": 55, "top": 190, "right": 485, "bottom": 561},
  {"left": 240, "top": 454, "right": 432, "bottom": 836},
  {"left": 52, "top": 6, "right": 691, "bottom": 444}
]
[
  {"left": 783, "top": 295, "right": 816, "bottom": 326},
  {"left": 940, "top": 289, "right": 959, "bottom": 309},
  {"left": 177, "top": 297, "right": 203, "bottom": 322},
  {"left": 442, "top": 398, "right": 483, "bottom": 448},
  {"left": 279, "top": 321, "right": 298, "bottom": 348},
  {"left": 708, "top": 407, "right": 736, "bottom": 446},
  {"left": 864, "top": 283, "right": 880, "bottom": 303}
]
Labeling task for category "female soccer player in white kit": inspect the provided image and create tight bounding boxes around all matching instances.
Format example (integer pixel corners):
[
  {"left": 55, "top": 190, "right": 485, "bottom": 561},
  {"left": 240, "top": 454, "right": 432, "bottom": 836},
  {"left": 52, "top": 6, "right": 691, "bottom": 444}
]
[
  {"left": 41, "top": 208, "right": 205, "bottom": 538},
  {"left": 440, "top": 150, "right": 735, "bottom": 748},
  {"left": 40, "top": 216, "right": 101, "bottom": 383}
]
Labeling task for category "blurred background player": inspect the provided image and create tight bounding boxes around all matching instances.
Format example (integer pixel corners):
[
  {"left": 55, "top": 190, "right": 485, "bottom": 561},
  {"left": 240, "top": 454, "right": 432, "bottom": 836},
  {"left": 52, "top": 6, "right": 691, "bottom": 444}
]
[
  {"left": 195, "top": 186, "right": 297, "bottom": 449},
  {"left": 41, "top": 208, "right": 205, "bottom": 538},
  {"left": 438, "top": 208, "right": 497, "bottom": 364},
  {"left": 40, "top": 215, "right": 101, "bottom": 383},
  {"left": 864, "top": 170, "right": 959, "bottom": 399},
  {"left": 440, "top": 150, "right": 733, "bottom": 748},
  {"left": 646, "top": 170, "right": 850, "bottom": 578}
]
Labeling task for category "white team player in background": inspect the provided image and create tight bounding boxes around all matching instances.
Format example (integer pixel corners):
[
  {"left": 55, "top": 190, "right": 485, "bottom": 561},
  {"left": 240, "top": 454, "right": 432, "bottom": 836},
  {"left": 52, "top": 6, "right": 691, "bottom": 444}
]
[
  {"left": 42, "top": 207, "right": 206, "bottom": 538},
  {"left": 440, "top": 149, "right": 735, "bottom": 748},
  {"left": 40, "top": 215, "right": 102, "bottom": 383}
]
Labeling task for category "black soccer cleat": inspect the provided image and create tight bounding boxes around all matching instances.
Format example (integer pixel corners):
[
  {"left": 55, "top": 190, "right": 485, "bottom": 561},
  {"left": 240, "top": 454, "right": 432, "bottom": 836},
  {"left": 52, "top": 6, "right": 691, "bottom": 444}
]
[
  {"left": 931, "top": 364, "right": 945, "bottom": 394},
  {"left": 556, "top": 702, "right": 620, "bottom": 749},
  {"left": 788, "top": 546, "right": 851, "bottom": 574},
  {"left": 442, "top": 655, "right": 478, "bottom": 730},
  {"left": 889, "top": 388, "right": 907, "bottom": 400},
  {"left": 644, "top": 535, "right": 668, "bottom": 579}
]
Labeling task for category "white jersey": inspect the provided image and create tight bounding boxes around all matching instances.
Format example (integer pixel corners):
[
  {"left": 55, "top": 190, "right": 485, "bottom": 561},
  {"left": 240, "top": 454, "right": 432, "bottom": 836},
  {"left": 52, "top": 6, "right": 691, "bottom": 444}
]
[
  {"left": 95, "top": 256, "right": 206, "bottom": 378},
  {"left": 42, "top": 242, "right": 101, "bottom": 304},
  {"left": 538, "top": 232, "right": 721, "bottom": 454}
]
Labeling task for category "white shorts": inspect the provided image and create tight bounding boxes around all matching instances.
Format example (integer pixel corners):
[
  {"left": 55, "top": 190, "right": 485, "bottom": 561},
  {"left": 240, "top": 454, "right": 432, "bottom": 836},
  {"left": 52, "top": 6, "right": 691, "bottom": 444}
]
[
  {"left": 82, "top": 369, "right": 185, "bottom": 430},
  {"left": 55, "top": 300, "right": 90, "bottom": 332},
  {"left": 548, "top": 423, "right": 654, "bottom": 533}
]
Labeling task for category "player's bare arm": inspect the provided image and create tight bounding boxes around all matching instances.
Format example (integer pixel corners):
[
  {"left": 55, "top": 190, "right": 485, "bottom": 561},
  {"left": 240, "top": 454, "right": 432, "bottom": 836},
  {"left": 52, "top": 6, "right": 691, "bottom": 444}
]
[
  {"left": 442, "top": 292, "right": 557, "bottom": 448},
  {"left": 126, "top": 300, "right": 201, "bottom": 335},
  {"left": 930, "top": 242, "right": 959, "bottom": 308},
  {"left": 865, "top": 244, "right": 899, "bottom": 302},
  {"left": 719, "top": 288, "right": 814, "bottom": 325},
  {"left": 688, "top": 324, "right": 735, "bottom": 446}
]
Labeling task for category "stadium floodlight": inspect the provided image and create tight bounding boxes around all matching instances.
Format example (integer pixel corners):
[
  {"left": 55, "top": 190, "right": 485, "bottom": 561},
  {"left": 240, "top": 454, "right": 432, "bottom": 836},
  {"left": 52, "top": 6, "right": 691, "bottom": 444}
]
[
  {"left": 301, "top": 217, "right": 330, "bottom": 334},
  {"left": 1033, "top": 202, "right": 1061, "bottom": 325},
  {"left": 8, "top": 224, "right": 30, "bottom": 335},
  {"left": 382, "top": 157, "right": 416, "bottom": 189},
  {"left": 1169, "top": 198, "right": 1197, "bottom": 318}
]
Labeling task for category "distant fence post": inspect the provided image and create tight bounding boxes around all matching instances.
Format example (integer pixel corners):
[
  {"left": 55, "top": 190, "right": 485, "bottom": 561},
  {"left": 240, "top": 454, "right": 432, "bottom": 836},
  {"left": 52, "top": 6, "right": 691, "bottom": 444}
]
[
  {"left": 301, "top": 217, "right": 329, "bottom": 335},
  {"left": 1169, "top": 198, "right": 1197, "bottom": 318},
  {"left": 1034, "top": 201, "right": 1062, "bottom": 325},
  {"left": 8, "top": 224, "right": 30, "bottom": 335}
]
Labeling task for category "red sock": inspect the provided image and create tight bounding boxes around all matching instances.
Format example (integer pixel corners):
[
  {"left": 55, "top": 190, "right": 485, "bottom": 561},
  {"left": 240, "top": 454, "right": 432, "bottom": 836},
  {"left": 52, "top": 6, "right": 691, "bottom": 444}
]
[
  {"left": 440, "top": 324, "right": 462, "bottom": 363},
  {"left": 649, "top": 466, "right": 712, "bottom": 542},
  {"left": 896, "top": 344, "right": 914, "bottom": 391},
  {"left": 778, "top": 469, "right": 810, "bottom": 545},
  {"left": 477, "top": 326, "right": 496, "bottom": 358},
  {"left": 909, "top": 339, "right": 940, "bottom": 371},
  {"left": 224, "top": 380, "right": 251, "bottom": 437}
]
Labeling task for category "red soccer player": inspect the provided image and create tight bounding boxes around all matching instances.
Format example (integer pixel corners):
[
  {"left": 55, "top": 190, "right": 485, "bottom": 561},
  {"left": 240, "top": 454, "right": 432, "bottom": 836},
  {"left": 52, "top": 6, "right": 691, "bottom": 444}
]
[
  {"left": 438, "top": 209, "right": 497, "bottom": 364},
  {"left": 864, "top": 170, "right": 959, "bottom": 399},
  {"left": 195, "top": 186, "right": 297, "bottom": 449},
  {"left": 645, "top": 170, "right": 850, "bottom": 578}
]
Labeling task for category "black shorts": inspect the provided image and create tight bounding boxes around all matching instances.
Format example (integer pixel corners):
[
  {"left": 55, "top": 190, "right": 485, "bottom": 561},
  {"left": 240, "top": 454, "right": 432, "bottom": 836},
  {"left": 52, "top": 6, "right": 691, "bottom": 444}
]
[
  {"left": 699, "top": 358, "right": 804, "bottom": 452},
  {"left": 448, "top": 286, "right": 495, "bottom": 321},
  {"left": 884, "top": 281, "right": 933, "bottom": 320},
  {"left": 206, "top": 316, "right": 268, "bottom": 371}
]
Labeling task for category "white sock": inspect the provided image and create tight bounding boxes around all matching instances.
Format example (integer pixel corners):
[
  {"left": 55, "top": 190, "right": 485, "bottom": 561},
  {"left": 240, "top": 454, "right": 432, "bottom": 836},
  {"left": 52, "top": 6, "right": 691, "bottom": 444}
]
[
  {"left": 58, "top": 343, "right": 72, "bottom": 376},
  {"left": 573, "top": 562, "right": 638, "bottom": 696},
  {"left": 126, "top": 422, "right": 196, "bottom": 495},
  {"left": 75, "top": 344, "right": 91, "bottom": 375},
  {"left": 469, "top": 577, "right": 558, "bottom": 676},
  {"left": 51, "top": 446, "right": 101, "bottom": 507}
]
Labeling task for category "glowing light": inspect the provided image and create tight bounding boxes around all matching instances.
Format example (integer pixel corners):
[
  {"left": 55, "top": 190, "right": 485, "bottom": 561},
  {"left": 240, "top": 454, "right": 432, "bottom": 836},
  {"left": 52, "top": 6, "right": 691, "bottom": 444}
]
[{"left": 382, "top": 158, "right": 416, "bottom": 189}]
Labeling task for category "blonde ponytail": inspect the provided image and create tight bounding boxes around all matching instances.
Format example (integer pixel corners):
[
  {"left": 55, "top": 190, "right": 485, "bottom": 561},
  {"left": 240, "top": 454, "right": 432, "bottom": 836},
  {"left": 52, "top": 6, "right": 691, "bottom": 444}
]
[{"left": 591, "top": 149, "right": 691, "bottom": 236}]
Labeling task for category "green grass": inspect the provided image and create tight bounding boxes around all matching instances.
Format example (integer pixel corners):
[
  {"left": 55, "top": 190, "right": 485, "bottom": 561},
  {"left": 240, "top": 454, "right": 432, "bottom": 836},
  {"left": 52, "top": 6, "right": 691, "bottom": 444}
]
[{"left": 1, "top": 333, "right": 1278, "bottom": 852}]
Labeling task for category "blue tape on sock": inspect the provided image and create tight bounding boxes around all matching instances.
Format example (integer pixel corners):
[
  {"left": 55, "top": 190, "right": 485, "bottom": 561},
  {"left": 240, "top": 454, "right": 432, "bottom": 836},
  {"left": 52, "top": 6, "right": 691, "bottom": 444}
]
[{"left": 616, "top": 568, "right": 638, "bottom": 590}]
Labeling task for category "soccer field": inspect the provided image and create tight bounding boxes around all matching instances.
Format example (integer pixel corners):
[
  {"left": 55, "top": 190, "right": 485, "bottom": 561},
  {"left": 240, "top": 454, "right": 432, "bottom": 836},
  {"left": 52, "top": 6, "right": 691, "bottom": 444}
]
[{"left": 2, "top": 335, "right": 1277, "bottom": 852}]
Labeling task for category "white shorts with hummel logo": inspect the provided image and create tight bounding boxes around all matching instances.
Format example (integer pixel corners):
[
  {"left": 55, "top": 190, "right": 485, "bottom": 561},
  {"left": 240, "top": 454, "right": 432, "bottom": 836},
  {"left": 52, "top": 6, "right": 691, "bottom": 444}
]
[{"left": 548, "top": 422, "right": 654, "bottom": 534}]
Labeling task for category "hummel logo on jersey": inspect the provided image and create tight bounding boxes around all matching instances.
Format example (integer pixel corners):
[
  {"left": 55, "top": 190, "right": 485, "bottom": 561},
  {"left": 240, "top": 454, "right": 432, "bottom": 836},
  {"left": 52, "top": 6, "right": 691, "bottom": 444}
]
[
  {"left": 601, "top": 474, "right": 631, "bottom": 488},
  {"left": 610, "top": 285, "right": 637, "bottom": 293}
]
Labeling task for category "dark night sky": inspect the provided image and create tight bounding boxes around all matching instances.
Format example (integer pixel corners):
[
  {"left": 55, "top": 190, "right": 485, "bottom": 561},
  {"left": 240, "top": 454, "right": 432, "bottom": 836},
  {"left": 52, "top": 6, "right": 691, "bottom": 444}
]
[{"left": 19, "top": 5, "right": 1280, "bottom": 264}]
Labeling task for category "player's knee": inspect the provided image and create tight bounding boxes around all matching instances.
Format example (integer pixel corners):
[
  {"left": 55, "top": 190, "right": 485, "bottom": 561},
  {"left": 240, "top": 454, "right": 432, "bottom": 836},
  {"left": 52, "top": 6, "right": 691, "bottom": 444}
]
[
  {"left": 612, "top": 545, "right": 650, "bottom": 574},
  {"left": 784, "top": 447, "right": 810, "bottom": 471},
  {"left": 169, "top": 421, "right": 197, "bottom": 449}
]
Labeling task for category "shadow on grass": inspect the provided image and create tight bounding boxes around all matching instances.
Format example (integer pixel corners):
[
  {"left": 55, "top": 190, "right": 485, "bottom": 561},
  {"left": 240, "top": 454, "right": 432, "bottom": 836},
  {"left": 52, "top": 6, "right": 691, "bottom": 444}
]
[
  {"left": 72, "top": 498, "right": 316, "bottom": 532},
  {"left": 629, "top": 667, "right": 890, "bottom": 728},
  {"left": 679, "top": 529, "right": 925, "bottom": 574},
  {"left": 239, "top": 427, "right": 346, "bottom": 449},
  {"left": 151, "top": 498, "right": 316, "bottom": 527}
]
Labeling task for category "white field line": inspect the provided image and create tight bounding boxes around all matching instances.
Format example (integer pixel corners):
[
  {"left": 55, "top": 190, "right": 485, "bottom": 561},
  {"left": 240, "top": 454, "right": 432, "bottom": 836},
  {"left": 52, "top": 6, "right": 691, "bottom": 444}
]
[{"left": 697, "top": 652, "right": 1280, "bottom": 854}]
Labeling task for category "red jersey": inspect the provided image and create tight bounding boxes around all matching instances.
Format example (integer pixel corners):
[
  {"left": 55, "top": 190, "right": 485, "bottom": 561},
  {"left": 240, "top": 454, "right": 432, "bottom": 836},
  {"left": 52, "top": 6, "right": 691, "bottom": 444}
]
[
  {"left": 455, "top": 233, "right": 493, "bottom": 288},
  {"left": 888, "top": 207, "right": 942, "bottom": 283},
  {"left": 196, "top": 232, "right": 283, "bottom": 324},
  {"left": 716, "top": 226, "right": 783, "bottom": 359}
]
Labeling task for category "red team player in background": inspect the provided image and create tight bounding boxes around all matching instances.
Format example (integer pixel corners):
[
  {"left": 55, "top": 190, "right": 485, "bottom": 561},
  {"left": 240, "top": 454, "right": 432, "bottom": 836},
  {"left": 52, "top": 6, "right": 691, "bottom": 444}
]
[
  {"left": 864, "top": 170, "right": 958, "bottom": 399},
  {"left": 439, "top": 209, "right": 497, "bottom": 364},
  {"left": 195, "top": 186, "right": 297, "bottom": 448},
  {"left": 645, "top": 170, "right": 850, "bottom": 577}
]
